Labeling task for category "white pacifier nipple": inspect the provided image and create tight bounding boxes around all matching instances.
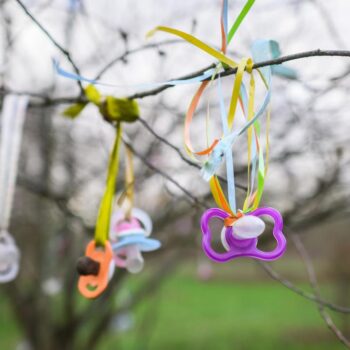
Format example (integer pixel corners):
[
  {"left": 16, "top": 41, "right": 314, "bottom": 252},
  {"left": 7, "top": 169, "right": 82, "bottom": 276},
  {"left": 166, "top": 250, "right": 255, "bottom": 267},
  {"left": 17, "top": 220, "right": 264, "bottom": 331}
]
[
  {"left": 232, "top": 215, "right": 265, "bottom": 239},
  {"left": 124, "top": 245, "right": 144, "bottom": 274}
]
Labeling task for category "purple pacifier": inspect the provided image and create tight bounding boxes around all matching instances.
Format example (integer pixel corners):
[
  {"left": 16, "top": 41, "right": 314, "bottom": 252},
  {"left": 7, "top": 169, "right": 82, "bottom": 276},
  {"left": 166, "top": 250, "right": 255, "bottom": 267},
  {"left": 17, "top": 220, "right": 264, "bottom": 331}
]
[{"left": 200, "top": 207, "right": 286, "bottom": 262}]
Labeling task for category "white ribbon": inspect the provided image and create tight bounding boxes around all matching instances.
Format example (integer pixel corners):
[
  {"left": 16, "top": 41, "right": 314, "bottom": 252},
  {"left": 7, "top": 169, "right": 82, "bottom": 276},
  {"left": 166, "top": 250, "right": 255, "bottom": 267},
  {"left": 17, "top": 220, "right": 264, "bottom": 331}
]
[{"left": 0, "top": 94, "right": 29, "bottom": 283}]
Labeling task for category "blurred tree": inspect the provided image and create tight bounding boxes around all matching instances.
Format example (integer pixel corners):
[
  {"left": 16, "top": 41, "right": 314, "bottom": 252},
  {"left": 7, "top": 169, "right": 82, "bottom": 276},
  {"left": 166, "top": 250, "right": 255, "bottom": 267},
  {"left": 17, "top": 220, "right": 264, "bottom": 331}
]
[{"left": 0, "top": 0, "right": 350, "bottom": 349}]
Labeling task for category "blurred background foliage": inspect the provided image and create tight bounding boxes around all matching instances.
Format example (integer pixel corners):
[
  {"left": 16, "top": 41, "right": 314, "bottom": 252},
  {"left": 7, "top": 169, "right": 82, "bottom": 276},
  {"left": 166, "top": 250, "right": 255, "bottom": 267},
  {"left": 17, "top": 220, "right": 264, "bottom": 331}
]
[{"left": 1, "top": 0, "right": 350, "bottom": 349}]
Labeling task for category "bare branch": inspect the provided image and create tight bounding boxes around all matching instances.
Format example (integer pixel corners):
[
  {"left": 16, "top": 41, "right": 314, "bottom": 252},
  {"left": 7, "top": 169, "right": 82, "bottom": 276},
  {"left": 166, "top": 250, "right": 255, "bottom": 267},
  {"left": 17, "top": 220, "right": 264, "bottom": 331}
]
[
  {"left": 138, "top": 116, "right": 247, "bottom": 191},
  {"left": 122, "top": 136, "right": 208, "bottom": 209},
  {"left": 15, "top": 0, "right": 84, "bottom": 93},
  {"left": 258, "top": 260, "right": 350, "bottom": 314},
  {"left": 95, "top": 39, "right": 183, "bottom": 80},
  {"left": 2, "top": 48, "right": 350, "bottom": 107},
  {"left": 128, "top": 49, "right": 350, "bottom": 100},
  {"left": 291, "top": 233, "right": 350, "bottom": 348}
]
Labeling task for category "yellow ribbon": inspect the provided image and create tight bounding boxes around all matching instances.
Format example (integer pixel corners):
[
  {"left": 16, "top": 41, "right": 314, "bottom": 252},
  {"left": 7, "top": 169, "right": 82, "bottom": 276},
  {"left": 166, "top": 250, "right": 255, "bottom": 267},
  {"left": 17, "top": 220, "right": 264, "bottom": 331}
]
[
  {"left": 147, "top": 26, "right": 238, "bottom": 69},
  {"left": 94, "top": 123, "right": 122, "bottom": 246}
]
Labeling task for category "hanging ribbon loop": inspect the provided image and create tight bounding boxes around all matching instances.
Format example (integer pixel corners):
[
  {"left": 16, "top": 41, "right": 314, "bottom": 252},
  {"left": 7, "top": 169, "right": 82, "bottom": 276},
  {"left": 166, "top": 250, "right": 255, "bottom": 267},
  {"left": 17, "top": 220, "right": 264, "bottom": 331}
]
[{"left": 0, "top": 95, "right": 29, "bottom": 283}]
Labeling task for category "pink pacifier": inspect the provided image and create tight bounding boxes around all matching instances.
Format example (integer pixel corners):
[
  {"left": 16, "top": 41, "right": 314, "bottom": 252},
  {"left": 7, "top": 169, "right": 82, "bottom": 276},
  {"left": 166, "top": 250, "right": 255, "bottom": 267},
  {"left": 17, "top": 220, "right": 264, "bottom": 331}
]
[
  {"left": 110, "top": 209, "right": 161, "bottom": 273},
  {"left": 113, "top": 218, "right": 145, "bottom": 273}
]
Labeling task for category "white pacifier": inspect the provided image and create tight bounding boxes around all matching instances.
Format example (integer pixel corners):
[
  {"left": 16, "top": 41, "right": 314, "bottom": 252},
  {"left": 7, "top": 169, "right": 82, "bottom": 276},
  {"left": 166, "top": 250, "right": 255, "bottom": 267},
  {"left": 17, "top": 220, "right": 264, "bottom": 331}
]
[{"left": 0, "top": 231, "right": 20, "bottom": 283}]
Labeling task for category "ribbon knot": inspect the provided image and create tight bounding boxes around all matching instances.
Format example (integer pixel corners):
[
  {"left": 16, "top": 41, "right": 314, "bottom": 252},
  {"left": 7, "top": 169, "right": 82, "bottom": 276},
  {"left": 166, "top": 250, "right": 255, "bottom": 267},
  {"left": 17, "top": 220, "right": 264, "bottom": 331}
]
[
  {"left": 246, "top": 58, "right": 254, "bottom": 74},
  {"left": 224, "top": 211, "right": 243, "bottom": 227}
]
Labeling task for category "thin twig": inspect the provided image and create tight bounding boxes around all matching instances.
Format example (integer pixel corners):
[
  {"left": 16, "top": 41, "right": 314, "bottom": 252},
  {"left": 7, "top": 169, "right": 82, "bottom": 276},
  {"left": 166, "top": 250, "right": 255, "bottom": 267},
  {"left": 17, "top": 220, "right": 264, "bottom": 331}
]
[
  {"left": 122, "top": 136, "right": 208, "bottom": 209},
  {"left": 258, "top": 261, "right": 350, "bottom": 313},
  {"left": 291, "top": 233, "right": 350, "bottom": 348},
  {"left": 15, "top": 0, "right": 84, "bottom": 93},
  {"left": 95, "top": 39, "right": 182, "bottom": 80},
  {"left": 138, "top": 116, "right": 247, "bottom": 191}
]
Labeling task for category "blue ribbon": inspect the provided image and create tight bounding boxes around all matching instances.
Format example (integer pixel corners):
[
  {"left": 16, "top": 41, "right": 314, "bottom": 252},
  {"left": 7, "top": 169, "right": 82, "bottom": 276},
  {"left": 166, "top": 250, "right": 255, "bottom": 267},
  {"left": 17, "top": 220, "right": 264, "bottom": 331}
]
[
  {"left": 201, "top": 39, "right": 287, "bottom": 181},
  {"left": 53, "top": 59, "right": 218, "bottom": 89}
]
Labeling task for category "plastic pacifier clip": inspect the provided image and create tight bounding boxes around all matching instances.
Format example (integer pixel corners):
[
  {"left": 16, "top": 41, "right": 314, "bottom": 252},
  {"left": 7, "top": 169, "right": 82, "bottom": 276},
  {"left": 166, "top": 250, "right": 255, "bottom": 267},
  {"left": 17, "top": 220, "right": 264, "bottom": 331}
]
[
  {"left": 77, "top": 240, "right": 114, "bottom": 299},
  {"left": 77, "top": 123, "right": 122, "bottom": 299}
]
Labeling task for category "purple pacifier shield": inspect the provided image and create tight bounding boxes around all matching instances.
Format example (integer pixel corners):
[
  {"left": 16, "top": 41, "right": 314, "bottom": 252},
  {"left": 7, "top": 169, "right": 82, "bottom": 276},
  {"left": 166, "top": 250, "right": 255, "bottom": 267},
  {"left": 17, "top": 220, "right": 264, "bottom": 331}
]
[{"left": 200, "top": 207, "right": 286, "bottom": 262}]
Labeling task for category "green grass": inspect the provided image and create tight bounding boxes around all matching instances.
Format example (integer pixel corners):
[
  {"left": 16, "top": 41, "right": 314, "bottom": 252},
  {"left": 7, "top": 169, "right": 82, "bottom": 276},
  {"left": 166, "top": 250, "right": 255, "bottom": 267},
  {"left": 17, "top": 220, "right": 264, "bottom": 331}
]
[
  {"left": 0, "top": 272, "right": 346, "bottom": 350},
  {"left": 0, "top": 298, "right": 20, "bottom": 350},
  {"left": 100, "top": 274, "right": 345, "bottom": 350}
]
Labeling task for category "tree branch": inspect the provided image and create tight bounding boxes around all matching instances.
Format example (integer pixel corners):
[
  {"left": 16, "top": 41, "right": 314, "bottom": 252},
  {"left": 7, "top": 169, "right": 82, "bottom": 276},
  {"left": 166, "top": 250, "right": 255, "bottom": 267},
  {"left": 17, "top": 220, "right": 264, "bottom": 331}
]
[
  {"left": 2, "top": 48, "right": 350, "bottom": 107},
  {"left": 127, "top": 49, "right": 350, "bottom": 100},
  {"left": 95, "top": 39, "right": 183, "bottom": 80},
  {"left": 138, "top": 116, "right": 247, "bottom": 191},
  {"left": 291, "top": 233, "right": 350, "bottom": 348},
  {"left": 122, "top": 136, "right": 208, "bottom": 209}
]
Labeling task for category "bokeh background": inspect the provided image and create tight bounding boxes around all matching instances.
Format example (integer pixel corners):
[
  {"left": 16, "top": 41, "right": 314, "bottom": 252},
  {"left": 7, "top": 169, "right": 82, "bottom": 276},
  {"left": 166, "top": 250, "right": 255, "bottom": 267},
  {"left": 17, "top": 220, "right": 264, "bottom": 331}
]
[{"left": 1, "top": 0, "right": 350, "bottom": 349}]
